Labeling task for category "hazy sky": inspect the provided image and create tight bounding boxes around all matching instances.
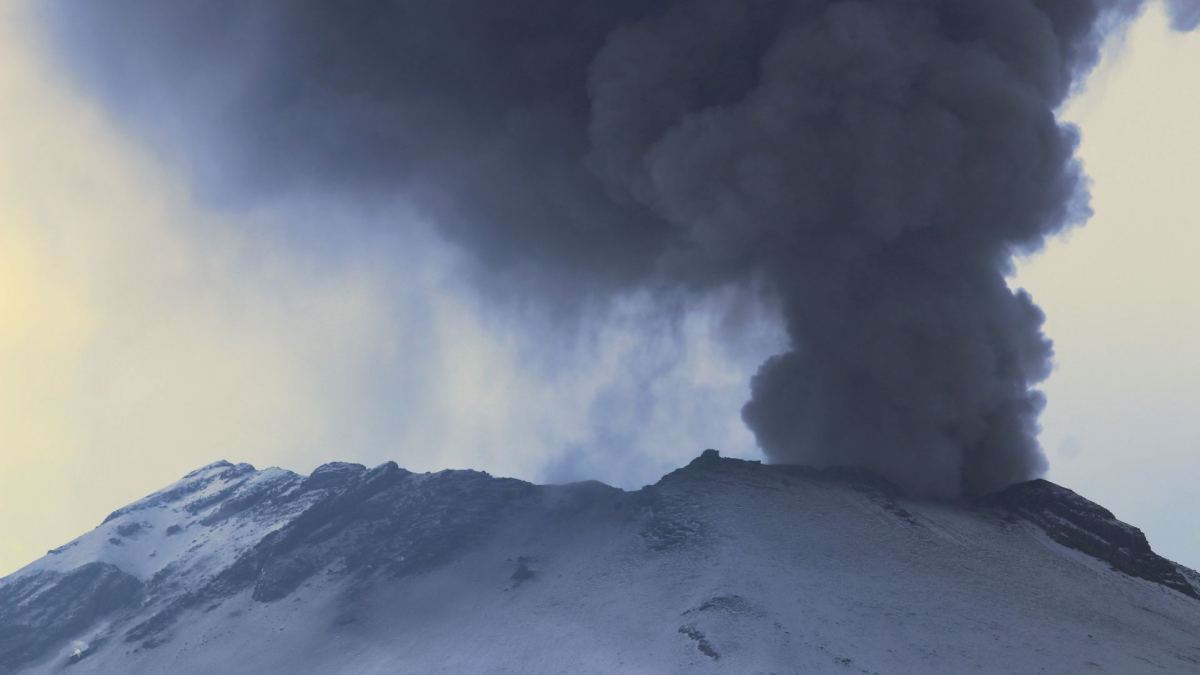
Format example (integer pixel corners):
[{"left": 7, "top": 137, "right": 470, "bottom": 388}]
[
  {"left": 1016, "top": 4, "right": 1200, "bottom": 570},
  {"left": 0, "top": 0, "right": 780, "bottom": 575},
  {"left": 1, "top": 1, "right": 1197, "bottom": 576}
]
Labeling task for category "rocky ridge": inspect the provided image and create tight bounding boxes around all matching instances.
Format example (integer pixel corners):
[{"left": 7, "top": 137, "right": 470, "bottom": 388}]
[{"left": 2, "top": 451, "right": 1198, "bottom": 674}]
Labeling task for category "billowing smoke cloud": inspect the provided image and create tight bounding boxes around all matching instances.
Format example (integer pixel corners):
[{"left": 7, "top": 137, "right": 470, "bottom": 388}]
[
  {"left": 1167, "top": 0, "right": 1200, "bottom": 30},
  {"left": 41, "top": 0, "right": 1176, "bottom": 496}
]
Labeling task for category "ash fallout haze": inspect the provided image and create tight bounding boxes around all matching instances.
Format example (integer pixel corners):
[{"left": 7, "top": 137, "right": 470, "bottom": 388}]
[
  {"left": 3, "top": 0, "right": 1200, "bottom": 671},
  {"left": 39, "top": 0, "right": 1197, "bottom": 496},
  {"left": 1, "top": 0, "right": 1199, "bottom": 609}
]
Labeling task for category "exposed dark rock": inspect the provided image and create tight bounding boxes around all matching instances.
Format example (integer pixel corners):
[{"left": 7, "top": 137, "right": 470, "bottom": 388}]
[
  {"left": 678, "top": 624, "right": 720, "bottom": 660},
  {"left": 9, "top": 450, "right": 1199, "bottom": 673},
  {"left": 639, "top": 487, "right": 704, "bottom": 552},
  {"left": 0, "top": 563, "right": 143, "bottom": 672},
  {"left": 125, "top": 464, "right": 540, "bottom": 643},
  {"left": 991, "top": 479, "right": 1198, "bottom": 599},
  {"left": 198, "top": 471, "right": 298, "bottom": 526},
  {"left": 102, "top": 461, "right": 252, "bottom": 524},
  {"left": 46, "top": 541, "right": 77, "bottom": 556},
  {"left": 509, "top": 556, "right": 536, "bottom": 587},
  {"left": 116, "top": 522, "right": 144, "bottom": 537},
  {"left": 184, "top": 476, "right": 254, "bottom": 515},
  {"left": 302, "top": 462, "right": 368, "bottom": 491},
  {"left": 687, "top": 595, "right": 760, "bottom": 617}
]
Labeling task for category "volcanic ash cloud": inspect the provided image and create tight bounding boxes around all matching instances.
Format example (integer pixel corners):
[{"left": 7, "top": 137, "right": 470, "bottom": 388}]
[{"left": 45, "top": 0, "right": 1167, "bottom": 495}]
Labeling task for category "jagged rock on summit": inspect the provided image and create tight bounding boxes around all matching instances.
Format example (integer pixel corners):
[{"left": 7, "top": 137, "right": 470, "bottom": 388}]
[{"left": 2, "top": 452, "right": 1199, "bottom": 674}]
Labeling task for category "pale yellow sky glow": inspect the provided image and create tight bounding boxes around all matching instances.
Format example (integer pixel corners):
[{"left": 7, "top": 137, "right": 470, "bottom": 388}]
[
  {"left": 0, "top": 0, "right": 768, "bottom": 576},
  {"left": 2, "top": 0, "right": 1198, "bottom": 577},
  {"left": 0, "top": 0, "right": 400, "bottom": 573},
  {"left": 1015, "top": 2, "right": 1200, "bottom": 566}
]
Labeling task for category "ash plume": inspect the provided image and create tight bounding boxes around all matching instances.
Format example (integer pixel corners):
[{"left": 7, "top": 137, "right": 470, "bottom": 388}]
[
  {"left": 1167, "top": 0, "right": 1200, "bottom": 31},
  {"left": 42, "top": 0, "right": 1173, "bottom": 496}
]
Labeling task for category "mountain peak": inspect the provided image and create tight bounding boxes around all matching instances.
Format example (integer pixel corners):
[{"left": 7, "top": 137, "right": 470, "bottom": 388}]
[
  {"left": 185, "top": 459, "right": 236, "bottom": 473},
  {"left": 992, "top": 478, "right": 1198, "bottom": 598},
  {"left": 4, "top": 454, "right": 1198, "bottom": 674}
]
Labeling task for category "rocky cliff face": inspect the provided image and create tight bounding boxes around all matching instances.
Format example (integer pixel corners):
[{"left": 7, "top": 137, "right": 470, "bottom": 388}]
[
  {"left": 3, "top": 452, "right": 1199, "bottom": 674},
  {"left": 0, "top": 563, "right": 142, "bottom": 667},
  {"left": 991, "top": 479, "right": 1198, "bottom": 599}
]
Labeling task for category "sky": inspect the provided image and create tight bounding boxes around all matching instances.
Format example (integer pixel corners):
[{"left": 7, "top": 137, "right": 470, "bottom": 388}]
[
  {"left": 1016, "top": 3, "right": 1200, "bottom": 570},
  {"left": 0, "top": 0, "right": 781, "bottom": 575},
  {"left": 1, "top": 0, "right": 1197, "bottom": 576}
]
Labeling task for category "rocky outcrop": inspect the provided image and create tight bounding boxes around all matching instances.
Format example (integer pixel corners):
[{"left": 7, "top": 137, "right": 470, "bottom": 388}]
[
  {"left": 991, "top": 479, "right": 1197, "bottom": 598},
  {"left": 3, "top": 451, "right": 1197, "bottom": 673},
  {"left": 0, "top": 563, "right": 143, "bottom": 670}
]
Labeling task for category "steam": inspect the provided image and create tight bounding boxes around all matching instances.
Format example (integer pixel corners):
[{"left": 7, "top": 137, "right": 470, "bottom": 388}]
[
  {"left": 1167, "top": 0, "right": 1200, "bottom": 30},
  {"left": 40, "top": 0, "right": 1183, "bottom": 495}
]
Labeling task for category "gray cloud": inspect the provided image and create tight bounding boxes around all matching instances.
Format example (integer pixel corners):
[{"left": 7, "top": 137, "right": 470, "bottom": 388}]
[
  {"left": 41, "top": 0, "right": 1165, "bottom": 496},
  {"left": 1167, "top": 0, "right": 1200, "bottom": 31}
]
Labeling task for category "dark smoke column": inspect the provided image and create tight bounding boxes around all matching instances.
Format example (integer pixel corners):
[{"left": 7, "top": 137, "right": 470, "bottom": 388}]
[
  {"left": 45, "top": 0, "right": 1149, "bottom": 496},
  {"left": 588, "top": 0, "right": 1132, "bottom": 496}
]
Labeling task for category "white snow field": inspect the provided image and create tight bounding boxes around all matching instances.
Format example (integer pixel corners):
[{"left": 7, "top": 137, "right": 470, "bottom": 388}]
[{"left": 2, "top": 451, "right": 1198, "bottom": 674}]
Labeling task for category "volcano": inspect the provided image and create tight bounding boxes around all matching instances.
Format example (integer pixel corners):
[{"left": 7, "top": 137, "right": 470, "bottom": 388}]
[{"left": 2, "top": 450, "right": 1198, "bottom": 674}]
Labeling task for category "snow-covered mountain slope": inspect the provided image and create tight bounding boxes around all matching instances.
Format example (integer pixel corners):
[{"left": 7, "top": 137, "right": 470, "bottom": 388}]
[{"left": 3, "top": 451, "right": 1199, "bottom": 674}]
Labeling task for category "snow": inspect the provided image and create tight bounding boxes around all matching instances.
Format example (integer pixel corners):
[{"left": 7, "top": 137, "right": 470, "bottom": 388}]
[
  {"left": 4, "top": 453, "right": 1200, "bottom": 674},
  {"left": 13, "top": 462, "right": 315, "bottom": 586}
]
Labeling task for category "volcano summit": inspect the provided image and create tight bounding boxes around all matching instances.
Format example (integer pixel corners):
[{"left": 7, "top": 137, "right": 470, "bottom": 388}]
[{"left": 2, "top": 451, "right": 1198, "bottom": 674}]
